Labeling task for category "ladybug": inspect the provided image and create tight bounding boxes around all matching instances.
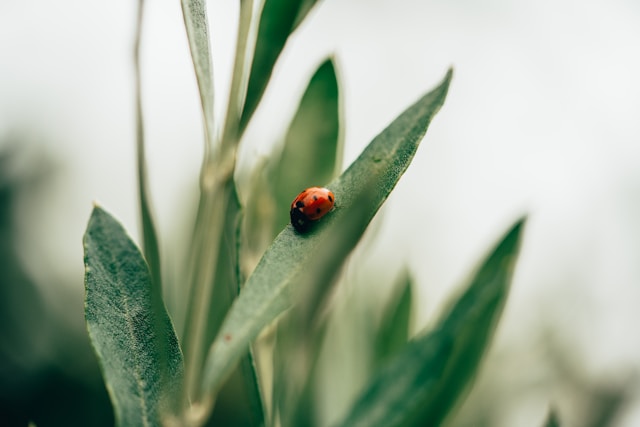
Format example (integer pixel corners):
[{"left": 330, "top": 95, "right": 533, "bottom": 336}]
[{"left": 290, "top": 187, "right": 335, "bottom": 232}]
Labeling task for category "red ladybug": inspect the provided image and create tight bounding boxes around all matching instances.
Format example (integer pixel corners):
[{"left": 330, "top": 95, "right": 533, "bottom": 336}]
[{"left": 290, "top": 187, "right": 335, "bottom": 232}]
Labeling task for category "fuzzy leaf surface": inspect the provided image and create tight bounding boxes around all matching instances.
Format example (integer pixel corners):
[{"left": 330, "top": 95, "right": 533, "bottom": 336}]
[{"left": 84, "top": 206, "right": 184, "bottom": 426}]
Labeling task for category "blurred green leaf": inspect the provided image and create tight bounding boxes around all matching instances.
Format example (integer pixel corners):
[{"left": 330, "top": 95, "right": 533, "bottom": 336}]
[
  {"left": 201, "top": 68, "right": 453, "bottom": 400},
  {"left": 134, "top": 0, "right": 162, "bottom": 294},
  {"left": 207, "top": 350, "right": 265, "bottom": 427},
  {"left": 292, "top": 0, "right": 318, "bottom": 29},
  {"left": 241, "top": 159, "right": 278, "bottom": 275},
  {"left": 544, "top": 408, "right": 561, "bottom": 427},
  {"left": 272, "top": 320, "right": 329, "bottom": 427},
  {"left": 222, "top": 0, "right": 255, "bottom": 144},
  {"left": 242, "top": 58, "right": 341, "bottom": 281},
  {"left": 334, "top": 218, "right": 525, "bottom": 427},
  {"left": 204, "top": 184, "right": 265, "bottom": 427},
  {"left": 374, "top": 270, "right": 413, "bottom": 368},
  {"left": 83, "top": 206, "right": 184, "bottom": 426},
  {"left": 271, "top": 57, "right": 342, "bottom": 230},
  {"left": 204, "top": 184, "right": 242, "bottom": 357},
  {"left": 181, "top": 0, "right": 215, "bottom": 149},
  {"left": 239, "top": 0, "right": 321, "bottom": 134}
]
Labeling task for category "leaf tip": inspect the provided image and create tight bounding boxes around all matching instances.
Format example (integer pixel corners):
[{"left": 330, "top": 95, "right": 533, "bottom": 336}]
[
  {"left": 439, "top": 67, "right": 454, "bottom": 95},
  {"left": 89, "top": 201, "right": 109, "bottom": 222},
  {"left": 445, "top": 66, "right": 454, "bottom": 80},
  {"left": 89, "top": 202, "right": 113, "bottom": 222},
  {"left": 494, "top": 215, "right": 528, "bottom": 264},
  {"left": 508, "top": 215, "right": 528, "bottom": 240}
]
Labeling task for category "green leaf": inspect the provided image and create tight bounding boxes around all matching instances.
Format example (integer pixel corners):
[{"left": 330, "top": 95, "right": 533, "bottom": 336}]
[
  {"left": 203, "top": 184, "right": 266, "bottom": 426},
  {"left": 134, "top": 0, "right": 163, "bottom": 293},
  {"left": 334, "top": 218, "right": 526, "bottom": 427},
  {"left": 200, "top": 68, "right": 453, "bottom": 400},
  {"left": 272, "top": 317, "right": 329, "bottom": 427},
  {"left": 292, "top": 0, "right": 318, "bottom": 30},
  {"left": 83, "top": 206, "right": 184, "bottom": 426},
  {"left": 221, "top": 0, "right": 255, "bottom": 144},
  {"left": 241, "top": 159, "right": 278, "bottom": 284},
  {"left": 374, "top": 270, "right": 413, "bottom": 368},
  {"left": 544, "top": 408, "right": 561, "bottom": 427},
  {"left": 271, "top": 57, "right": 342, "bottom": 230},
  {"left": 181, "top": 0, "right": 215, "bottom": 149},
  {"left": 242, "top": 58, "right": 341, "bottom": 281},
  {"left": 239, "top": 0, "right": 320, "bottom": 134},
  {"left": 203, "top": 184, "right": 243, "bottom": 357}
]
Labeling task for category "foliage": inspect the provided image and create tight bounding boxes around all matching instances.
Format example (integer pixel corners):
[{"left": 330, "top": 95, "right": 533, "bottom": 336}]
[
  {"left": 81, "top": 1, "right": 527, "bottom": 426},
  {"left": 84, "top": 207, "right": 184, "bottom": 426}
]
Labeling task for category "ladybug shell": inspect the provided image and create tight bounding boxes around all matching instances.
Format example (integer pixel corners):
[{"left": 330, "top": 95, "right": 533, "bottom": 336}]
[{"left": 290, "top": 187, "right": 335, "bottom": 232}]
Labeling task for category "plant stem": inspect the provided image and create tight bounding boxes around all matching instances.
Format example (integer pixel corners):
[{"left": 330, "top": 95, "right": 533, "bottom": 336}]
[
  {"left": 182, "top": 176, "right": 229, "bottom": 402},
  {"left": 180, "top": 0, "right": 257, "bottom": 417},
  {"left": 222, "top": 0, "right": 257, "bottom": 146},
  {"left": 134, "top": 0, "right": 163, "bottom": 292}
]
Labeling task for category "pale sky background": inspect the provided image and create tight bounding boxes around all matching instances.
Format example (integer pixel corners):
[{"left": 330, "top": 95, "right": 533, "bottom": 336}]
[{"left": 2, "top": 0, "right": 640, "bottom": 426}]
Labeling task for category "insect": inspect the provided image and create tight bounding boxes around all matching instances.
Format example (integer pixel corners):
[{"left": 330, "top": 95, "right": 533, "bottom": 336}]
[{"left": 290, "top": 187, "right": 335, "bottom": 232}]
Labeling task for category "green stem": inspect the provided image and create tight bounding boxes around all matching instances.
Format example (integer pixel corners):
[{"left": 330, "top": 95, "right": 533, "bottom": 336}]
[
  {"left": 134, "top": 0, "right": 163, "bottom": 293},
  {"left": 180, "top": 0, "right": 258, "bottom": 419},
  {"left": 221, "top": 0, "right": 257, "bottom": 147},
  {"left": 182, "top": 177, "right": 229, "bottom": 401}
]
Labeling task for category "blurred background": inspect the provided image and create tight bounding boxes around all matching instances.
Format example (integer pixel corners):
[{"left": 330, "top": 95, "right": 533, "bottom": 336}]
[{"left": 2, "top": 0, "right": 640, "bottom": 426}]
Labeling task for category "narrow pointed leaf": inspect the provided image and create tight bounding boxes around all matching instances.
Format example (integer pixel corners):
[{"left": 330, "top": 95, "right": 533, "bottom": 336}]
[
  {"left": 271, "top": 57, "right": 342, "bottom": 231},
  {"left": 222, "top": 0, "right": 255, "bottom": 142},
  {"left": 334, "top": 218, "right": 526, "bottom": 427},
  {"left": 204, "top": 184, "right": 266, "bottom": 426},
  {"left": 374, "top": 271, "right": 413, "bottom": 368},
  {"left": 544, "top": 408, "right": 561, "bottom": 427},
  {"left": 181, "top": 0, "right": 215, "bottom": 147},
  {"left": 204, "top": 184, "right": 242, "bottom": 354},
  {"left": 242, "top": 58, "right": 341, "bottom": 278},
  {"left": 241, "top": 159, "right": 278, "bottom": 277},
  {"left": 134, "top": 0, "right": 162, "bottom": 293},
  {"left": 239, "top": 0, "right": 320, "bottom": 133},
  {"left": 292, "top": 0, "right": 319, "bottom": 30},
  {"left": 84, "top": 206, "right": 184, "bottom": 427},
  {"left": 201, "top": 69, "right": 453, "bottom": 399}
]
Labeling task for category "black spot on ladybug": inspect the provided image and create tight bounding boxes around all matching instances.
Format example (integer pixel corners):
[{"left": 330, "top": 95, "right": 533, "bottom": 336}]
[
  {"left": 313, "top": 195, "right": 318, "bottom": 201},
  {"left": 316, "top": 208, "right": 321, "bottom": 214},
  {"left": 328, "top": 195, "right": 333, "bottom": 202},
  {"left": 296, "top": 200, "right": 305, "bottom": 208}
]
